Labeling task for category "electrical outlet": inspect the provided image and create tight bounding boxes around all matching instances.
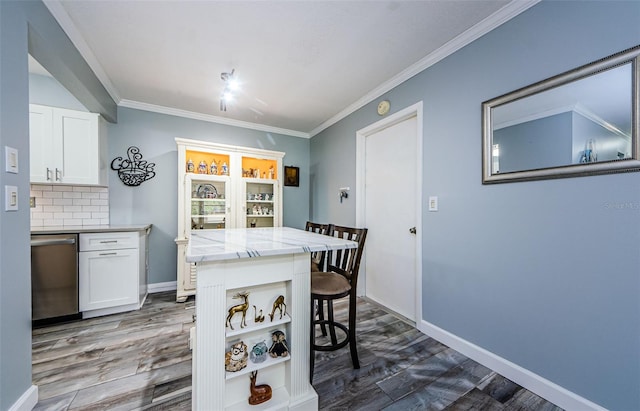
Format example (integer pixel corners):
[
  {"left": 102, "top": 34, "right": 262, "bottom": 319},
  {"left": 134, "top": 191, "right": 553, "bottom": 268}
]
[{"left": 30, "top": 197, "right": 36, "bottom": 208}]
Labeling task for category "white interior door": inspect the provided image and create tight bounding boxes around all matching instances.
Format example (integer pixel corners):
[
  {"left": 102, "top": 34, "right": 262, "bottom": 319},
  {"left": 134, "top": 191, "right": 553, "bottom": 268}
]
[{"left": 360, "top": 110, "right": 419, "bottom": 322}]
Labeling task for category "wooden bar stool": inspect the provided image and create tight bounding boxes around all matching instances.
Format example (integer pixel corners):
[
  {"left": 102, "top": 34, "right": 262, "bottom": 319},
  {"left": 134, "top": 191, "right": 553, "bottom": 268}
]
[
  {"left": 305, "top": 221, "right": 334, "bottom": 273},
  {"left": 310, "top": 225, "right": 367, "bottom": 383}
]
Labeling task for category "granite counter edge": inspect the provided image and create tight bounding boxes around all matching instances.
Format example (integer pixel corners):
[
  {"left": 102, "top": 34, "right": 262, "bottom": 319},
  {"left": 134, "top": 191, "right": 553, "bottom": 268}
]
[{"left": 31, "top": 224, "right": 152, "bottom": 235}]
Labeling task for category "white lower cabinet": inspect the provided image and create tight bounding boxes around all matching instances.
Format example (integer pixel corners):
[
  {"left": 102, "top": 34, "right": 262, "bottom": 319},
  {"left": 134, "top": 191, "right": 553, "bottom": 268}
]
[{"left": 79, "top": 231, "right": 148, "bottom": 317}]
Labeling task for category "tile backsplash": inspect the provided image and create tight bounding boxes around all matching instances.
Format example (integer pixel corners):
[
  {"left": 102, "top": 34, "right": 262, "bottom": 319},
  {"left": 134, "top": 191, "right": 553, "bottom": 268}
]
[{"left": 30, "top": 184, "right": 109, "bottom": 227}]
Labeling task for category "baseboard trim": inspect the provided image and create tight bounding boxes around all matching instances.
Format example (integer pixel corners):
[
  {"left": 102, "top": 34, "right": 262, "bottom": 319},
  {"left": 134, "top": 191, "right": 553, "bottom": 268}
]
[
  {"left": 417, "top": 320, "right": 607, "bottom": 411},
  {"left": 148, "top": 281, "right": 177, "bottom": 293},
  {"left": 9, "top": 385, "right": 38, "bottom": 411}
]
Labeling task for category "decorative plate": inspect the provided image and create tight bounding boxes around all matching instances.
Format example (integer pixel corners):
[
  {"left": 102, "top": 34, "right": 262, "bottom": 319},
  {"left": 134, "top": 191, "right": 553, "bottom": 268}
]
[{"left": 196, "top": 184, "right": 218, "bottom": 198}]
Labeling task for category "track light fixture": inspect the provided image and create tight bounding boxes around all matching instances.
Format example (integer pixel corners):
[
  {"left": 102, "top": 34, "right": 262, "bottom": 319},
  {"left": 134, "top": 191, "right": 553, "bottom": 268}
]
[{"left": 220, "top": 69, "right": 237, "bottom": 111}]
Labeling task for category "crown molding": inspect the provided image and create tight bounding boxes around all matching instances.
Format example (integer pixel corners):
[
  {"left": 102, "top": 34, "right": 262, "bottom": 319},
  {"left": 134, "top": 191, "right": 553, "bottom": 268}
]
[
  {"left": 44, "top": 0, "right": 539, "bottom": 139},
  {"left": 309, "top": 0, "right": 541, "bottom": 137},
  {"left": 43, "top": 0, "right": 121, "bottom": 103},
  {"left": 120, "top": 100, "right": 311, "bottom": 139}
]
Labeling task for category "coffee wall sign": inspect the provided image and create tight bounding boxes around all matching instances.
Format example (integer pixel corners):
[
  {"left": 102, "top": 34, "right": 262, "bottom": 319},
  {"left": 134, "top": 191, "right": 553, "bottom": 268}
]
[{"left": 111, "top": 146, "right": 156, "bottom": 186}]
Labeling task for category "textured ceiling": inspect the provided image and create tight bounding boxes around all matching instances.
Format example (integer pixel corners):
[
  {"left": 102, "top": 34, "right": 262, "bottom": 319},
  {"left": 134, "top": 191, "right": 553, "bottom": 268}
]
[{"left": 42, "top": 0, "right": 536, "bottom": 137}]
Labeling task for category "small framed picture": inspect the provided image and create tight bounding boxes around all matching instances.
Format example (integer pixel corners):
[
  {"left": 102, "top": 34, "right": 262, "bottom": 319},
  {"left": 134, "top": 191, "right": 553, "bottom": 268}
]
[{"left": 284, "top": 166, "right": 299, "bottom": 187}]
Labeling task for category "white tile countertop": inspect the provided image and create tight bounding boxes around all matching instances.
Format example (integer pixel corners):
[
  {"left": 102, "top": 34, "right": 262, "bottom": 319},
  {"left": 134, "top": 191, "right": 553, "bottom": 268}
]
[{"left": 186, "top": 227, "right": 357, "bottom": 262}]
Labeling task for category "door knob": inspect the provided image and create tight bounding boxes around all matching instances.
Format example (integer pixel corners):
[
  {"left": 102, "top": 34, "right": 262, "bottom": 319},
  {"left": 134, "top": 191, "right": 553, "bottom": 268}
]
[{"left": 409, "top": 227, "right": 417, "bottom": 234}]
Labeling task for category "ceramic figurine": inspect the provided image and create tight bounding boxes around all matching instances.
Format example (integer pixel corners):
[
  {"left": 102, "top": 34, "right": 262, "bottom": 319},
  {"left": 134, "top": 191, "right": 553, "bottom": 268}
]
[
  {"left": 263, "top": 194, "right": 270, "bottom": 201},
  {"left": 254, "top": 169, "right": 260, "bottom": 178},
  {"left": 268, "top": 166, "right": 274, "bottom": 179},
  {"left": 186, "top": 158, "right": 195, "bottom": 173},
  {"left": 268, "top": 330, "right": 289, "bottom": 358},
  {"left": 248, "top": 371, "right": 272, "bottom": 405},
  {"left": 255, "top": 193, "right": 262, "bottom": 200},
  {"left": 250, "top": 341, "right": 268, "bottom": 363},
  {"left": 225, "top": 341, "right": 248, "bottom": 372},
  {"left": 210, "top": 162, "right": 218, "bottom": 175},
  {"left": 198, "top": 160, "right": 207, "bottom": 174},
  {"left": 222, "top": 162, "right": 229, "bottom": 175}
]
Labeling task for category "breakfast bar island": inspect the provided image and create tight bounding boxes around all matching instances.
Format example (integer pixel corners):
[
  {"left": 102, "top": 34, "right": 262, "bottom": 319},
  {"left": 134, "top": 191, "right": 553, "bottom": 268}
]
[{"left": 187, "top": 227, "right": 357, "bottom": 411}]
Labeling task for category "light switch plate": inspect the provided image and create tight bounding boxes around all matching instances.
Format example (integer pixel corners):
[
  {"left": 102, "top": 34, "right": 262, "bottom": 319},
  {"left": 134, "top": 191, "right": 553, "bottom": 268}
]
[
  {"left": 5, "top": 185, "right": 18, "bottom": 211},
  {"left": 428, "top": 196, "right": 438, "bottom": 212},
  {"left": 5, "top": 146, "right": 18, "bottom": 174}
]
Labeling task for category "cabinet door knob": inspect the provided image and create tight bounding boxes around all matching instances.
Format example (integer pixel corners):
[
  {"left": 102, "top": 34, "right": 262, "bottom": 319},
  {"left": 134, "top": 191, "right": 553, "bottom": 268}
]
[
  {"left": 55, "top": 168, "right": 61, "bottom": 181},
  {"left": 46, "top": 168, "right": 52, "bottom": 181},
  {"left": 409, "top": 227, "right": 417, "bottom": 234}
]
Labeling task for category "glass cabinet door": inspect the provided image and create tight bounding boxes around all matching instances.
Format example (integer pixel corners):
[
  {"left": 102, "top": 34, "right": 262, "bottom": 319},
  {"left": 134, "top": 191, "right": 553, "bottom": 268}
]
[
  {"left": 245, "top": 181, "right": 277, "bottom": 228},
  {"left": 189, "top": 177, "right": 229, "bottom": 230}
]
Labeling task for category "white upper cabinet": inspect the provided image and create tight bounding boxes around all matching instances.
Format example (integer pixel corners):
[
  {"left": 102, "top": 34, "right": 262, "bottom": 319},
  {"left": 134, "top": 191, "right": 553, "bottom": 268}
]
[{"left": 29, "top": 104, "right": 107, "bottom": 186}]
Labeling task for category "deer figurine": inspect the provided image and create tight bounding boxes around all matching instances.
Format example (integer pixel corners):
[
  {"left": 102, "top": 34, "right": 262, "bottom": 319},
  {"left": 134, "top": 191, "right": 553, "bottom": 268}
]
[
  {"left": 248, "top": 370, "right": 272, "bottom": 405},
  {"left": 269, "top": 295, "right": 287, "bottom": 321},
  {"left": 226, "top": 292, "right": 249, "bottom": 330}
]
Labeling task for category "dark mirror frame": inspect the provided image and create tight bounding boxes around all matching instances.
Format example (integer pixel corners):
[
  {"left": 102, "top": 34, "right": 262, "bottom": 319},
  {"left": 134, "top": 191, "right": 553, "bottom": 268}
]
[{"left": 482, "top": 45, "right": 640, "bottom": 184}]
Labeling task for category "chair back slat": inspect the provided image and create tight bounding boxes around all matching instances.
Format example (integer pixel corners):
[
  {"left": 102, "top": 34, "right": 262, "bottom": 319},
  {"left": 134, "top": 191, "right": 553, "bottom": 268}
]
[
  {"left": 326, "top": 226, "right": 367, "bottom": 289},
  {"left": 305, "top": 221, "right": 334, "bottom": 272}
]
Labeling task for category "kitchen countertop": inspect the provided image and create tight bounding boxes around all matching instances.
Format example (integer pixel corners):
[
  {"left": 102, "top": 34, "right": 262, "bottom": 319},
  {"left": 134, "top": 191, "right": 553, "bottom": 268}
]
[
  {"left": 186, "top": 226, "right": 357, "bottom": 263},
  {"left": 31, "top": 224, "right": 152, "bottom": 234}
]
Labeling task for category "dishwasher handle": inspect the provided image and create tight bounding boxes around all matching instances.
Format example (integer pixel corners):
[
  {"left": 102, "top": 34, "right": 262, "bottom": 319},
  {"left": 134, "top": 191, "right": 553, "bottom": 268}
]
[{"left": 31, "top": 237, "right": 77, "bottom": 247}]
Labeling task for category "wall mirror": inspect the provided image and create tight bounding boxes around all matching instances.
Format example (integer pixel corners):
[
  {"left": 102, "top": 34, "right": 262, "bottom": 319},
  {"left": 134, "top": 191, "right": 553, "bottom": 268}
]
[{"left": 482, "top": 45, "right": 639, "bottom": 184}]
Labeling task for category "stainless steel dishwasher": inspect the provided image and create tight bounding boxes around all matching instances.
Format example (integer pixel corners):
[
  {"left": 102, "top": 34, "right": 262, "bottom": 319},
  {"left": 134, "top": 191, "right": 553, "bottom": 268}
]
[{"left": 31, "top": 234, "right": 79, "bottom": 321}]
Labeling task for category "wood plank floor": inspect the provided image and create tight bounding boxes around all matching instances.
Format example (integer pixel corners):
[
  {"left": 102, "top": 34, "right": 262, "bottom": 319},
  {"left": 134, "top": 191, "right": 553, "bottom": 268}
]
[{"left": 32, "top": 291, "right": 563, "bottom": 410}]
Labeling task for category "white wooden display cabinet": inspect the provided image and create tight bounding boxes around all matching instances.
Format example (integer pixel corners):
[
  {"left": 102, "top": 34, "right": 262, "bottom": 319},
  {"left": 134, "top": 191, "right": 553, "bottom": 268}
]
[
  {"left": 29, "top": 104, "right": 107, "bottom": 186},
  {"left": 175, "top": 138, "right": 284, "bottom": 302},
  {"left": 191, "top": 253, "right": 317, "bottom": 411}
]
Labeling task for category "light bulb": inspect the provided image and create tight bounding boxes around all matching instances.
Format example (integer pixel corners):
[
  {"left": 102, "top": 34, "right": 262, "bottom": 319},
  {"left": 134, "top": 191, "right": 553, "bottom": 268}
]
[{"left": 227, "top": 78, "right": 240, "bottom": 91}]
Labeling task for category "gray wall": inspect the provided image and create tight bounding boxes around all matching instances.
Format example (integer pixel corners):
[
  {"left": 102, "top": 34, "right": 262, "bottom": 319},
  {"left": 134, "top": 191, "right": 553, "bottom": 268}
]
[
  {"left": 311, "top": 1, "right": 640, "bottom": 410},
  {"left": 0, "top": 3, "right": 32, "bottom": 409},
  {"left": 107, "top": 107, "right": 310, "bottom": 284},
  {"left": 0, "top": 2, "right": 116, "bottom": 408},
  {"left": 29, "top": 73, "right": 87, "bottom": 112}
]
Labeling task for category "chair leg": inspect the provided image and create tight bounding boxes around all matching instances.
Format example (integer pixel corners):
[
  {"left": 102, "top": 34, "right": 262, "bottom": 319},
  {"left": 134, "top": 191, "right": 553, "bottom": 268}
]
[
  {"left": 348, "top": 294, "right": 359, "bottom": 369},
  {"left": 318, "top": 300, "right": 327, "bottom": 336},
  {"left": 310, "top": 296, "right": 315, "bottom": 383},
  {"left": 327, "top": 299, "right": 339, "bottom": 346}
]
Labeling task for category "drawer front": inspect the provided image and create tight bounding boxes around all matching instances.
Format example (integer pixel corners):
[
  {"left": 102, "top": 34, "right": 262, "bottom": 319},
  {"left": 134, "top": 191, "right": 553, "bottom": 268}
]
[{"left": 80, "top": 231, "right": 139, "bottom": 251}]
